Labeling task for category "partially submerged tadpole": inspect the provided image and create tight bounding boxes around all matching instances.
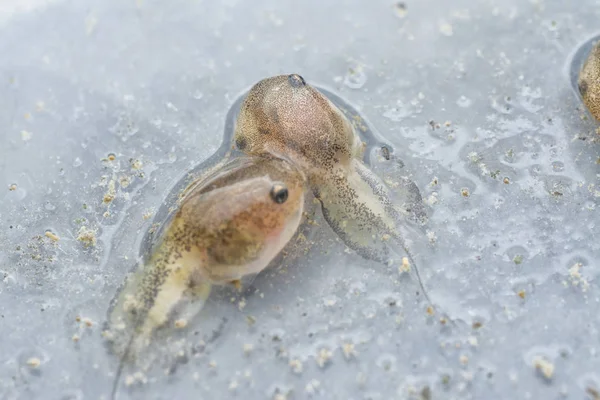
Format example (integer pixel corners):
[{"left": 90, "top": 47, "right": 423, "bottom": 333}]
[
  {"left": 105, "top": 155, "right": 307, "bottom": 398},
  {"left": 233, "top": 74, "right": 443, "bottom": 318}
]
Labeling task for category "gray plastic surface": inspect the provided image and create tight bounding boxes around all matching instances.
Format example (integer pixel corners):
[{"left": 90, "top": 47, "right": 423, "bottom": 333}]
[{"left": 1, "top": 0, "right": 599, "bottom": 399}]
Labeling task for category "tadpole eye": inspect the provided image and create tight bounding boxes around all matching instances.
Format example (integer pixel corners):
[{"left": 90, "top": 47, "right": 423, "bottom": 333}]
[
  {"left": 288, "top": 74, "right": 306, "bottom": 88},
  {"left": 270, "top": 183, "right": 289, "bottom": 204},
  {"left": 579, "top": 79, "right": 589, "bottom": 96}
]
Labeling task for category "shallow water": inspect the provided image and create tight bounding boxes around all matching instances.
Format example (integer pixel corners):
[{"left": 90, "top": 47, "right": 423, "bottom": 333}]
[{"left": 1, "top": 0, "right": 600, "bottom": 399}]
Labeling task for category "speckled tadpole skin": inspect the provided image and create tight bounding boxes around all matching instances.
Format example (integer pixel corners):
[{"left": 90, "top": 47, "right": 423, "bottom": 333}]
[
  {"left": 578, "top": 40, "right": 600, "bottom": 120},
  {"left": 234, "top": 74, "right": 423, "bottom": 264},
  {"left": 105, "top": 156, "right": 306, "bottom": 361}
]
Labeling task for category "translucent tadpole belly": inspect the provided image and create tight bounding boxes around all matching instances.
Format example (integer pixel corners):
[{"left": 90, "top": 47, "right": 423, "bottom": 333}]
[{"left": 104, "top": 155, "right": 306, "bottom": 368}]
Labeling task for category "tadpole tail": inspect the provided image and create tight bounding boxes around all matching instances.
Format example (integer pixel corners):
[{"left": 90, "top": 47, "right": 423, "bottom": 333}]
[
  {"left": 110, "top": 330, "right": 137, "bottom": 400},
  {"left": 389, "top": 231, "right": 433, "bottom": 307},
  {"left": 389, "top": 231, "right": 458, "bottom": 328}
]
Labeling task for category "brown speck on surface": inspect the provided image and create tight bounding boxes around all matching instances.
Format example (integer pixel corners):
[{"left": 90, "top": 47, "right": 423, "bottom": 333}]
[
  {"left": 426, "top": 306, "right": 435, "bottom": 316},
  {"left": 472, "top": 321, "right": 483, "bottom": 329},
  {"left": 533, "top": 356, "right": 554, "bottom": 380},
  {"left": 82, "top": 317, "right": 93, "bottom": 327},
  {"left": 246, "top": 315, "right": 256, "bottom": 326},
  {"left": 460, "top": 188, "right": 470, "bottom": 197},
  {"left": 503, "top": 177, "right": 510, "bottom": 184},
  {"left": 459, "top": 354, "right": 469, "bottom": 365},
  {"left": 72, "top": 334, "right": 80, "bottom": 342},
  {"left": 8, "top": 183, "right": 17, "bottom": 191},
  {"left": 26, "top": 357, "right": 41, "bottom": 368},
  {"left": 45, "top": 231, "right": 60, "bottom": 242},
  {"left": 518, "top": 290, "right": 526, "bottom": 299}
]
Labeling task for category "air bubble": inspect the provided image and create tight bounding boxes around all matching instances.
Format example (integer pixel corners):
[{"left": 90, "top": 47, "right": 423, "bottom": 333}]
[{"left": 344, "top": 66, "right": 367, "bottom": 89}]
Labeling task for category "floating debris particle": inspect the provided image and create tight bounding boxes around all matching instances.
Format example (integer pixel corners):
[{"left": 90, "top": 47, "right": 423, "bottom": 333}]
[
  {"left": 82, "top": 317, "right": 93, "bottom": 327},
  {"left": 568, "top": 262, "right": 590, "bottom": 291},
  {"left": 26, "top": 357, "right": 41, "bottom": 368},
  {"left": 289, "top": 358, "right": 303, "bottom": 374},
  {"left": 518, "top": 290, "right": 526, "bottom": 299},
  {"left": 459, "top": 354, "right": 469, "bottom": 365},
  {"left": 460, "top": 188, "right": 470, "bottom": 197},
  {"left": 426, "top": 306, "right": 435, "bottom": 316},
  {"left": 533, "top": 356, "right": 554, "bottom": 380},
  {"left": 107, "top": 153, "right": 116, "bottom": 161},
  {"left": 130, "top": 158, "right": 143, "bottom": 170},
  {"left": 439, "top": 22, "right": 454, "bottom": 36},
  {"left": 72, "top": 334, "right": 80, "bottom": 342},
  {"left": 393, "top": 2, "right": 407, "bottom": 18},
  {"left": 305, "top": 379, "right": 321, "bottom": 395},
  {"left": 513, "top": 255, "right": 523, "bottom": 265},
  {"left": 8, "top": 183, "right": 17, "bottom": 191},
  {"left": 119, "top": 175, "right": 131, "bottom": 188},
  {"left": 21, "top": 130, "right": 32, "bottom": 141},
  {"left": 208, "top": 360, "right": 217, "bottom": 369},
  {"left": 426, "top": 230, "right": 437, "bottom": 244},
  {"left": 77, "top": 226, "right": 97, "bottom": 247},
  {"left": 174, "top": 319, "right": 187, "bottom": 329},
  {"left": 125, "top": 371, "right": 147, "bottom": 386},
  {"left": 472, "top": 321, "right": 483, "bottom": 329},
  {"left": 45, "top": 230, "right": 60, "bottom": 242},
  {"left": 342, "top": 342, "right": 356, "bottom": 359},
  {"left": 316, "top": 348, "right": 332, "bottom": 368},
  {"left": 228, "top": 379, "right": 238, "bottom": 391},
  {"left": 399, "top": 257, "right": 410, "bottom": 273},
  {"left": 103, "top": 180, "right": 116, "bottom": 204},
  {"left": 503, "top": 177, "right": 510, "bottom": 184},
  {"left": 323, "top": 295, "right": 338, "bottom": 307},
  {"left": 243, "top": 343, "right": 254, "bottom": 355}
]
